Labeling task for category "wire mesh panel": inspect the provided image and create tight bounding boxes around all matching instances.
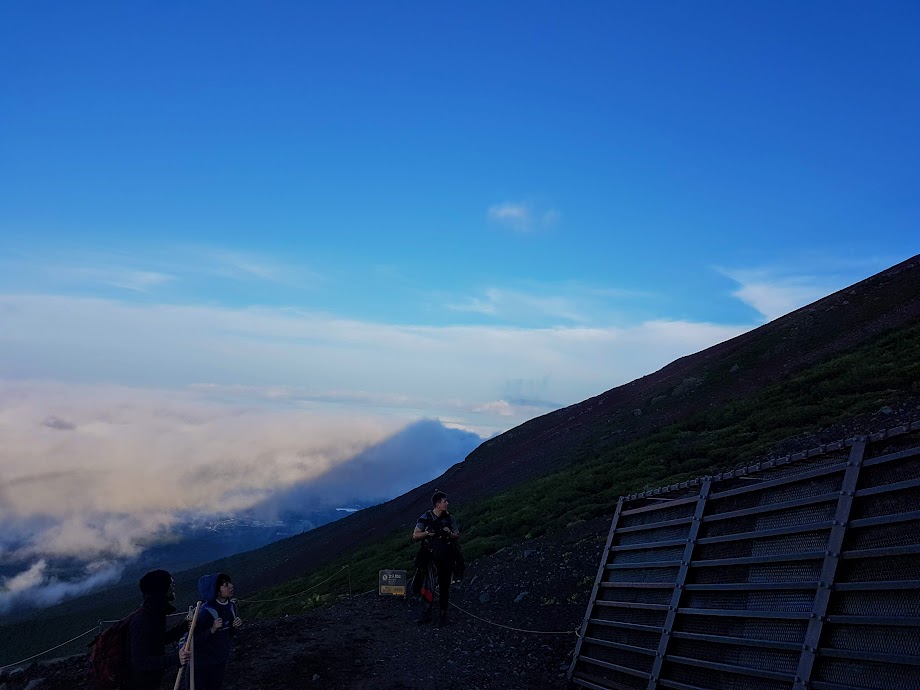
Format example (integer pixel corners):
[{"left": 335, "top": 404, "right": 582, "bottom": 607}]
[
  {"left": 812, "top": 430, "right": 920, "bottom": 690},
  {"left": 569, "top": 421, "right": 920, "bottom": 690},
  {"left": 661, "top": 651, "right": 795, "bottom": 690}
]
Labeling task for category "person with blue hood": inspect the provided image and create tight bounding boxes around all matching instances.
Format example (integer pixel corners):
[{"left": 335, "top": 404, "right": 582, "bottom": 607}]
[{"left": 188, "top": 572, "right": 242, "bottom": 690}]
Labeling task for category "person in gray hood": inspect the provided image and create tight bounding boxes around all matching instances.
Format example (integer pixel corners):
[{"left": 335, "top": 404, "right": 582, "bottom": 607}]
[{"left": 188, "top": 572, "right": 242, "bottom": 690}]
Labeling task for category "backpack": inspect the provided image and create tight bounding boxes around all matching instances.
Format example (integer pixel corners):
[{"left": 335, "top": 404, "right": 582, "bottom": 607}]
[
  {"left": 177, "top": 601, "right": 237, "bottom": 649},
  {"left": 207, "top": 600, "right": 237, "bottom": 623},
  {"left": 88, "top": 607, "right": 141, "bottom": 690},
  {"left": 417, "top": 511, "right": 465, "bottom": 578}
]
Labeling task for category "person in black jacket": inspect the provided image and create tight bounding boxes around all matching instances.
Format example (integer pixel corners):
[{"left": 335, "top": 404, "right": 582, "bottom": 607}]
[
  {"left": 412, "top": 490, "right": 461, "bottom": 627},
  {"left": 127, "top": 569, "right": 190, "bottom": 690}
]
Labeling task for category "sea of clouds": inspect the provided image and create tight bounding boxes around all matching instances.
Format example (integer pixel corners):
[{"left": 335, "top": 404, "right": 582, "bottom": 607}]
[{"left": 0, "top": 381, "right": 480, "bottom": 612}]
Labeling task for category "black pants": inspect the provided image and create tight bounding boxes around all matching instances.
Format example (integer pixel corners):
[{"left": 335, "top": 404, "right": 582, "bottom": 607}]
[
  {"left": 431, "top": 548, "right": 453, "bottom": 613},
  {"left": 185, "top": 661, "right": 227, "bottom": 690}
]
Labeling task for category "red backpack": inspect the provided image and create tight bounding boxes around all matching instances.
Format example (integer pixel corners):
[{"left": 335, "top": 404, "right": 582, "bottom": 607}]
[{"left": 87, "top": 608, "right": 141, "bottom": 690}]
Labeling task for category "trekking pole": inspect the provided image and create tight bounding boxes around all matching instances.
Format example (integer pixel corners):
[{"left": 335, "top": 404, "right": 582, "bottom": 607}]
[
  {"left": 173, "top": 601, "right": 202, "bottom": 690},
  {"left": 189, "top": 630, "right": 196, "bottom": 690}
]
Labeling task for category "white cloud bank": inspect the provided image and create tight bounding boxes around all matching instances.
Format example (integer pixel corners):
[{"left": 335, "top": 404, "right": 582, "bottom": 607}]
[
  {"left": 0, "top": 386, "right": 390, "bottom": 517},
  {"left": 0, "top": 379, "right": 486, "bottom": 611},
  {"left": 0, "top": 381, "right": 403, "bottom": 556},
  {"left": 0, "top": 560, "right": 124, "bottom": 614}
]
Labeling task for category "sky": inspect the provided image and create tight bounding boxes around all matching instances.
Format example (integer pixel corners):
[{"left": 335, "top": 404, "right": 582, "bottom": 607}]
[{"left": 1, "top": 1, "right": 918, "bottom": 608}]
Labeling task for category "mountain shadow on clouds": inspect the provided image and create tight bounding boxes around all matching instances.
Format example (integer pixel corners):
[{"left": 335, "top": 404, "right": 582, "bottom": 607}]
[
  {"left": 252, "top": 419, "right": 482, "bottom": 518},
  {"left": 0, "top": 420, "right": 480, "bottom": 617}
]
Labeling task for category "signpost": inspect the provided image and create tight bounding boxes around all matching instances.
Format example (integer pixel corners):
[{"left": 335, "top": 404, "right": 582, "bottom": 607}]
[{"left": 378, "top": 569, "right": 407, "bottom": 596}]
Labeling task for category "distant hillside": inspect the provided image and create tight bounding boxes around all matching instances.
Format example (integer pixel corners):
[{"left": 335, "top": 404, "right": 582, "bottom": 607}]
[
  {"left": 4, "top": 253, "right": 919, "bottom": 666},
  {"left": 217, "top": 253, "right": 920, "bottom": 591}
]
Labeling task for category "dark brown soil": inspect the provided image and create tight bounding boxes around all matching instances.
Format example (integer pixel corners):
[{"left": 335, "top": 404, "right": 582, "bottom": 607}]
[{"left": 3, "top": 519, "right": 610, "bottom": 690}]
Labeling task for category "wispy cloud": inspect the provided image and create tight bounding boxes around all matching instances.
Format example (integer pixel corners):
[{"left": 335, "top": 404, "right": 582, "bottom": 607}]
[
  {"left": 471, "top": 400, "right": 519, "bottom": 417},
  {"left": 49, "top": 265, "right": 177, "bottom": 293},
  {"left": 204, "top": 249, "right": 322, "bottom": 287},
  {"left": 719, "top": 256, "right": 896, "bottom": 321},
  {"left": 0, "top": 246, "right": 321, "bottom": 297},
  {"left": 0, "top": 293, "right": 750, "bottom": 430},
  {"left": 94, "top": 268, "right": 176, "bottom": 292},
  {"left": 447, "top": 288, "right": 585, "bottom": 322},
  {"left": 445, "top": 296, "right": 499, "bottom": 316},
  {"left": 445, "top": 282, "right": 654, "bottom": 325},
  {"left": 487, "top": 201, "right": 560, "bottom": 233},
  {"left": 723, "top": 270, "right": 827, "bottom": 321}
]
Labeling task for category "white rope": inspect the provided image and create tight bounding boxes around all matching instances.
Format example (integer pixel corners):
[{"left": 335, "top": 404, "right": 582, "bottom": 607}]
[
  {"left": 99, "top": 610, "right": 188, "bottom": 624},
  {"left": 0, "top": 625, "right": 100, "bottom": 671},
  {"left": 2, "top": 607, "right": 188, "bottom": 672},
  {"left": 240, "top": 565, "right": 350, "bottom": 604},
  {"left": 448, "top": 602, "right": 576, "bottom": 635}
]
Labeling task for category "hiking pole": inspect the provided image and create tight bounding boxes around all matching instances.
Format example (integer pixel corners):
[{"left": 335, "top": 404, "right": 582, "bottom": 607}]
[
  {"left": 189, "top": 629, "right": 196, "bottom": 690},
  {"left": 173, "top": 601, "right": 202, "bottom": 690}
]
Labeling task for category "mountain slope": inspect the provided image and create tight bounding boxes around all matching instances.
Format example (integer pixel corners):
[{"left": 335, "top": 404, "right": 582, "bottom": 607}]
[
  {"left": 221, "top": 253, "right": 920, "bottom": 590},
  {"left": 3, "top": 254, "right": 919, "bottom": 666}
]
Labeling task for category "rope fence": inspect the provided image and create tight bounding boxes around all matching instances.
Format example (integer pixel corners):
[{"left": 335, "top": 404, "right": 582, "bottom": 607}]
[
  {"left": 99, "top": 610, "right": 188, "bottom": 624},
  {"left": 1, "top": 562, "right": 574, "bottom": 673},
  {"left": 0, "top": 625, "right": 100, "bottom": 672},
  {"left": 0, "top": 565, "right": 355, "bottom": 672}
]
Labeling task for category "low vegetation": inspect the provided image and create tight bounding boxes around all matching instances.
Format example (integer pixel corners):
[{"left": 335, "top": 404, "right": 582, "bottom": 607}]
[
  {"left": 3, "top": 315, "right": 917, "bottom": 665},
  {"left": 243, "top": 320, "right": 920, "bottom": 617}
]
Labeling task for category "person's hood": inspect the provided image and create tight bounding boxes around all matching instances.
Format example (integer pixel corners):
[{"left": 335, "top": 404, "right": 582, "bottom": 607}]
[{"left": 197, "top": 573, "right": 221, "bottom": 603}]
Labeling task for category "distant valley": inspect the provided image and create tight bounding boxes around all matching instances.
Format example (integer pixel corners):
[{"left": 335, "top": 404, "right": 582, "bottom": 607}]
[{"left": 0, "top": 504, "right": 367, "bottom": 619}]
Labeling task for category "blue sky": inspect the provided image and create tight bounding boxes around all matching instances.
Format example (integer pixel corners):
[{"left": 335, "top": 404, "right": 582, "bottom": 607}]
[
  {"left": 1, "top": 0, "right": 918, "bottom": 428},
  {"left": 0, "top": 2, "right": 919, "bottom": 601},
  {"left": 3, "top": 7, "right": 917, "bottom": 275}
]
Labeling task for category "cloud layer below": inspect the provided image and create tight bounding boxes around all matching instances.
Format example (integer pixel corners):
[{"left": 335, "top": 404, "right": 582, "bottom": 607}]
[
  {"left": 0, "top": 404, "right": 482, "bottom": 614},
  {"left": 0, "top": 382, "right": 481, "bottom": 611}
]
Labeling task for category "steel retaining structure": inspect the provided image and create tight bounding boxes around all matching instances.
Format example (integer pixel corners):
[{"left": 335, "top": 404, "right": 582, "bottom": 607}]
[{"left": 568, "top": 421, "right": 920, "bottom": 690}]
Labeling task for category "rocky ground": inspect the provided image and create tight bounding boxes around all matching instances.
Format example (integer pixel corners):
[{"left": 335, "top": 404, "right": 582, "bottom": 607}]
[
  {"left": 8, "top": 409, "right": 917, "bottom": 690},
  {"left": 1, "top": 518, "right": 610, "bottom": 690}
]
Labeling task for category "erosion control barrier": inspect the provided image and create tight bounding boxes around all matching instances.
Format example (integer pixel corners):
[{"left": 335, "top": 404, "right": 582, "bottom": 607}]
[{"left": 569, "top": 421, "right": 920, "bottom": 690}]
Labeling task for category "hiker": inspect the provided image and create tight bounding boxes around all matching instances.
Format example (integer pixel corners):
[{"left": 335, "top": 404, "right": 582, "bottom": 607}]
[
  {"left": 187, "top": 572, "right": 243, "bottom": 690},
  {"left": 412, "top": 489, "right": 461, "bottom": 627},
  {"left": 127, "top": 569, "right": 190, "bottom": 690}
]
